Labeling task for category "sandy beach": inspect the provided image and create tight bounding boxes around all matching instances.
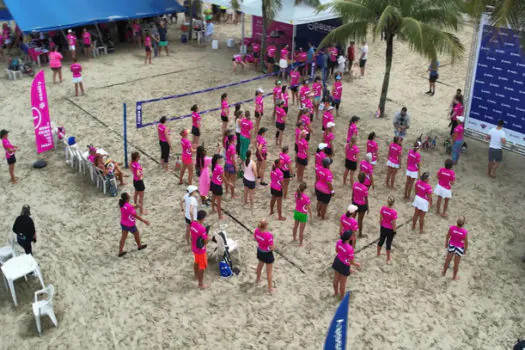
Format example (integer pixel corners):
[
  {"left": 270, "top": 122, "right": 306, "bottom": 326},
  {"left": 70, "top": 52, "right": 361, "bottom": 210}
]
[{"left": 0, "top": 16, "right": 524, "bottom": 349}]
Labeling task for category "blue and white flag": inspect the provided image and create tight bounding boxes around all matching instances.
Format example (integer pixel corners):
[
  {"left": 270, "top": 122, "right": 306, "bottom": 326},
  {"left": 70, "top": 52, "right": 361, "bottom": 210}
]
[{"left": 324, "top": 292, "right": 350, "bottom": 350}]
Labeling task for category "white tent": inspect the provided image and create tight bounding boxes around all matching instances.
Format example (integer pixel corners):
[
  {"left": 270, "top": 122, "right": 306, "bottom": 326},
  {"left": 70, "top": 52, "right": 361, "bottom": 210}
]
[{"left": 239, "top": 0, "right": 337, "bottom": 25}]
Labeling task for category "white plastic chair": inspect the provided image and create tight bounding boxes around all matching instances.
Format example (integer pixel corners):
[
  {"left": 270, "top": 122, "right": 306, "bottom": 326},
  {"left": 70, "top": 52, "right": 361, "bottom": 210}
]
[
  {"left": 213, "top": 231, "right": 241, "bottom": 262},
  {"left": 32, "top": 285, "right": 57, "bottom": 335},
  {"left": 73, "top": 148, "right": 87, "bottom": 175},
  {"left": 0, "top": 233, "right": 17, "bottom": 265},
  {"left": 95, "top": 169, "right": 118, "bottom": 195},
  {"left": 95, "top": 40, "right": 107, "bottom": 56}
]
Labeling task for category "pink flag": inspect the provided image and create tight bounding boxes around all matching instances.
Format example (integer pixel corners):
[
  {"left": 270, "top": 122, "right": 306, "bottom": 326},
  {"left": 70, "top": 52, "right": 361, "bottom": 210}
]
[{"left": 31, "top": 70, "right": 54, "bottom": 153}]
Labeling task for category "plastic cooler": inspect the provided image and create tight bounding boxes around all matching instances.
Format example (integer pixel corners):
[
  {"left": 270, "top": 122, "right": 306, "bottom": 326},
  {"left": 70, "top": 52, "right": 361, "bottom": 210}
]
[
  {"left": 212, "top": 40, "right": 219, "bottom": 49},
  {"left": 226, "top": 38, "right": 234, "bottom": 48}
]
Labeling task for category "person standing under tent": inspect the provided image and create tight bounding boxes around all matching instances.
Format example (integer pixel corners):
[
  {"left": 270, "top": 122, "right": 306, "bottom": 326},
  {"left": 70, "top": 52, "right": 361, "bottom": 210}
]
[
  {"left": 70, "top": 58, "right": 84, "bottom": 97},
  {"left": 12, "top": 205, "right": 36, "bottom": 255},
  {"left": 191, "top": 210, "right": 210, "bottom": 289},
  {"left": 157, "top": 116, "right": 172, "bottom": 171},
  {"left": 131, "top": 152, "right": 147, "bottom": 216},
  {"left": 442, "top": 216, "right": 468, "bottom": 281},
  {"left": 359, "top": 41, "right": 368, "bottom": 78},
  {"left": 158, "top": 22, "right": 169, "bottom": 56},
  {"left": 144, "top": 30, "right": 153, "bottom": 64},
  {"left": 132, "top": 21, "right": 142, "bottom": 47},
  {"left": 66, "top": 29, "right": 77, "bottom": 60},
  {"left": 307, "top": 42, "right": 315, "bottom": 76},
  {"left": 48, "top": 46, "right": 63, "bottom": 84},
  {"left": 486, "top": 119, "right": 506, "bottom": 178},
  {"left": 118, "top": 192, "right": 149, "bottom": 257},
  {"left": 332, "top": 230, "right": 360, "bottom": 300},
  {"left": 254, "top": 219, "right": 276, "bottom": 294},
  {"left": 82, "top": 28, "right": 92, "bottom": 58}
]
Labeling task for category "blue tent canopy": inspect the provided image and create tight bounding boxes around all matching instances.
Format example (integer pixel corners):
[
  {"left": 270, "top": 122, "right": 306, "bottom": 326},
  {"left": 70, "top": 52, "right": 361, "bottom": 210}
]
[
  {"left": 0, "top": 8, "right": 12, "bottom": 20},
  {"left": 4, "top": 0, "right": 185, "bottom": 33}
]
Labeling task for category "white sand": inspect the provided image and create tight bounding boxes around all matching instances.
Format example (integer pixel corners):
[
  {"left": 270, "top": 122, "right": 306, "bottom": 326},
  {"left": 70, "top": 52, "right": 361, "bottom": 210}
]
[{"left": 0, "top": 17, "right": 524, "bottom": 349}]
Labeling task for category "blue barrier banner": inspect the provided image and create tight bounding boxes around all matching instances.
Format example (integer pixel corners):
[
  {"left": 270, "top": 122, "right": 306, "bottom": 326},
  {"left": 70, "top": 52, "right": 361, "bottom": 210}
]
[
  {"left": 324, "top": 291, "right": 349, "bottom": 350},
  {"left": 135, "top": 102, "right": 143, "bottom": 128},
  {"left": 296, "top": 19, "right": 342, "bottom": 50},
  {"left": 467, "top": 24, "right": 525, "bottom": 147}
]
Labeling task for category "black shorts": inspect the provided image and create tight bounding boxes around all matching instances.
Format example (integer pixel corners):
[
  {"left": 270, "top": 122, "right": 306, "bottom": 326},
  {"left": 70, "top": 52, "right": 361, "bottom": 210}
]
[
  {"left": 296, "top": 157, "right": 308, "bottom": 166},
  {"left": 243, "top": 177, "right": 256, "bottom": 189},
  {"left": 315, "top": 189, "right": 332, "bottom": 204},
  {"left": 283, "top": 106, "right": 288, "bottom": 114},
  {"left": 255, "top": 111, "right": 262, "bottom": 118},
  {"left": 282, "top": 170, "right": 291, "bottom": 179},
  {"left": 353, "top": 201, "right": 368, "bottom": 213},
  {"left": 210, "top": 182, "right": 223, "bottom": 196},
  {"left": 306, "top": 133, "right": 311, "bottom": 142},
  {"left": 359, "top": 59, "right": 367, "bottom": 68},
  {"left": 7, "top": 155, "right": 16, "bottom": 165},
  {"left": 325, "top": 147, "right": 332, "bottom": 155},
  {"left": 84, "top": 43, "right": 91, "bottom": 49},
  {"left": 276, "top": 122, "right": 285, "bottom": 131},
  {"left": 295, "top": 144, "right": 298, "bottom": 153},
  {"left": 257, "top": 249, "right": 275, "bottom": 264},
  {"left": 191, "top": 126, "right": 200, "bottom": 136},
  {"left": 429, "top": 74, "right": 439, "bottom": 83},
  {"left": 267, "top": 56, "right": 275, "bottom": 64},
  {"left": 133, "top": 180, "right": 145, "bottom": 192},
  {"left": 332, "top": 99, "right": 341, "bottom": 110},
  {"left": 159, "top": 141, "right": 170, "bottom": 163},
  {"left": 345, "top": 159, "right": 357, "bottom": 171},
  {"left": 271, "top": 188, "right": 283, "bottom": 197},
  {"left": 253, "top": 52, "right": 260, "bottom": 58},
  {"left": 332, "top": 256, "right": 350, "bottom": 276},
  {"left": 291, "top": 86, "right": 298, "bottom": 92},
  {"left": 221, "top": 115, "right": 228, "bottom": 122},
  {"left": 51, "top": 67, "right": 61, "bottom": 71},
  {"left": 329, "top": 60, "right": 337, "bottom": 68},
  {"left": 185, "top": 217, "right": 191, "bottom": 225},
  {"left": 145, "top": 46, "right": 151, "bottom": 52}
]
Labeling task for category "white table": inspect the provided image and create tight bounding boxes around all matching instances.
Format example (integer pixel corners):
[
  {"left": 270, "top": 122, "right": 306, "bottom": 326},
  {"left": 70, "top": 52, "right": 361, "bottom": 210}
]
[{"left": 1, "top": 254, "right": 45, "bottom": 306}]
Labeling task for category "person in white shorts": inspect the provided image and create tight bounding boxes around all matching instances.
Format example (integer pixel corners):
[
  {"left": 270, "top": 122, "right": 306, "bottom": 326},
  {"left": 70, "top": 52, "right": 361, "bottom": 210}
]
[
  {"left": 404, "top": 141, "right": 421, "bottom": 200},
  {"left": 412, "top": 172, "right": 433, "bottom": 233},
  {"left": 434, "top": 159, "right": 455, "bottom": 217},
  {"left": 485, "top": 119, "right": 506, "bottom": 178}
]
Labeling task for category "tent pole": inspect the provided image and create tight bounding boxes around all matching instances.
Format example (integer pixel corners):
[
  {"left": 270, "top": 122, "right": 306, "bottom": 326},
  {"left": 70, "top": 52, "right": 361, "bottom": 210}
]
[
  {"left": 95, "top": 23, "right": 104, "bottom": 44},
  {"left": 291, "top": 24, "right": 296, "bottom": 65},
  {"left": 241, "top": 13, "right": 245, "bottom": 52}
]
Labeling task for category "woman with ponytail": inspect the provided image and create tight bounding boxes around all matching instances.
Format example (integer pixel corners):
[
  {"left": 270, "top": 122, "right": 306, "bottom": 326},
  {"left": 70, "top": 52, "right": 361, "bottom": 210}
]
[
  {"left": 404, "top": 141, "right": 422, "bottom": 199},
  {"left": 293, "top": 182, "right": 312, "bottom": 246},
  {"left": 210, "top": 154, "right": 229, "bottom": 220},
  {"left": 196, "top": 146, "right": 212, "bottom": 203},
  {"left": 118, "top": 192, "right": 149, "bottom": 257},
  {"left": 377, "top": 196, "right": 398, "bottom": 263},
  {"left": 270, "top": 159, "right": 285, "bottom": 221},
  {"left": 242, "top": 149, "right": 258, "bottom": 209}
]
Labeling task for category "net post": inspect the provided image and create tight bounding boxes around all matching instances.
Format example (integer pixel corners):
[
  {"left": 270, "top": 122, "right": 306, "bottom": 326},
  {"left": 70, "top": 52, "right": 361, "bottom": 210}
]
[{"left": 123, "top": 102, "right": 128, "bottom": 169}]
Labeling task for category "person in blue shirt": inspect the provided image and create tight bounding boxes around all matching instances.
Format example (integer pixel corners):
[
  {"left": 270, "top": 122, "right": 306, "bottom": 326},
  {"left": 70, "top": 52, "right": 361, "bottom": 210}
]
[
  {"left": 307, "top": 42, "right": 315, "bottom": 77},
  {"left": 427, "top": 59, "right": 440, "bottom": 96}
]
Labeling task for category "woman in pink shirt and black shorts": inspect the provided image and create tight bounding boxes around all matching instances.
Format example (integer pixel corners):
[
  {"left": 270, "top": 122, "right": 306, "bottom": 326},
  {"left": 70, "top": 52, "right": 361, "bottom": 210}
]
[
  {"left": 442, "top": 216, "right": 468, "bottom": 280},
  {"left": 377, "top": 196, "right": 397, "bottom": 263},
  {"left": 190, "top": 104, "right": 201, "bottom": 146},
  {"left": 332, "top": 230, "right": 360, "bottom": 300},
  {"left": 351, "top": 172, "right": 369, "bottom": 238},
  {"left": 118, "top": 192, "right": 149, "bottom": 257},
  {"left": 157, "top": 116, "right": 172, "bottom": 171},
  {"left": 270, "top": 159, "right": 286, "bottom": 221},
  {"left": 254, "top": 219, "right": 276, "bottom": 293}
]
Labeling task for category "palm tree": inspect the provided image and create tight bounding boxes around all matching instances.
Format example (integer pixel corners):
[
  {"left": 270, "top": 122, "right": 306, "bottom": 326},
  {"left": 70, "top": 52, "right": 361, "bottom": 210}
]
[
  {"left": 318, "top": 0, "right": 465, "bottom": 117},
  {"left": 465, "top": 0, "right": 525, "bottom": 30}
]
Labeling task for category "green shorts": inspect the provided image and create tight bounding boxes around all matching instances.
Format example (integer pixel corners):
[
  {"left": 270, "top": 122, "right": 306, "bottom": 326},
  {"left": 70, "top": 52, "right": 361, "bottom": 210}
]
[
  {"left": 294, "top": 210, "right": 308, "bottom": 223},
  {"left": 159, "top": 41, "right": 168, "bottom": 47}
]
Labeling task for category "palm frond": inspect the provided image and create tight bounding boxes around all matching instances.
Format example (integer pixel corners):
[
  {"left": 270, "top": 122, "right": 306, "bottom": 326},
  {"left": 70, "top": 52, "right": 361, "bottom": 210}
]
[
  {"left": 231, "top": 0, "right": 241, "bottom": 11},
  {"left": 262, "top": 0, "right": 283, "bottom": 23},
  {"left": 410, "top": 7, "right": 463, "bottom": 30},
  {"left": 296, "top": 0, "right": 320, "bottom": 7},
  {"left": 492, "top": 0, "right": 525, "bottom": 30},
  {"left": 318, "top": 21, "right": 371, "bottom": 48},
  {"left": 317, "top": 1, "right": 377, "bottom": 23},
  {"left": 374, "top": 5, "right": 403, "bottom": 35}
]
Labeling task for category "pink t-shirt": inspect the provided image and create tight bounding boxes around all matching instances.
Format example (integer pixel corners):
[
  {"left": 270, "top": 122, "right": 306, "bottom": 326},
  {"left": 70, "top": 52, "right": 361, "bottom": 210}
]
[
  {"left": 367, "top": 140, "right": 378, "bottom": 163},
  {"left": 352, "top": 182, "right": 368, "bottom": 205},
  {"left": 221, "top": 100, "right": 229, "bottom": 116},
  {"left": 48, "top": 52, "right": 63, "bottom": 68},
  {"left": 313, "top": 82, "right": 323, "bottom": 97},
  {"left": 158, "top": 124, "right": 167, "bottom": 142},
  {"left": 279, "top": 152, "right": 291, "bottom": 172},
  {"left": 415, "top": 180, "right": 433, "bottom": 200},
  {"left": 3, "top": 138, "right": 15, "bottom": 159},
  {"left": 226, "top": 144, "right": 236, "bottom": 165},
  {"left": 211, "top": 164, "right": 224, "bottom": 185},
  {"left": 336, "top": 239, "right": 354, "bottom": 266},
  {"left": 323, "top": 132, "right": 334, "bottom": 148},
  {"left": 449, "top": 225, "right": 468, "bottom": 248},
  {"left": 297, "top": 139, "right": 308, "bottom": 159},
  {"left": 437, "top": 168, "right": 456, "bottom": 190},
  {"left": 282, "top": 92, "right": 289, "bottom": 107},
  {"left": 192, "top": 112, "right": 201, "bottom": 128},
  {"left": 295, "top": 128, "right": 301, "bottom": 145},
  {"left": 315, "top": 167, "right": 333, "bottom": 194},
  {"left": 257, "top": 135, "right": 267, "bottom": 155},
  {"left": 120, "top": 202, "right": 136, "bottom": 227},
  {"left": 131, "top": 161, "right": 143, "bottom": 181},
  {"left": 144, "top": 36, "right": 152, "bottom": 48},
  {"left": 359, "top": 160, "right": 373, "bottom": 187},
  {"left": 270, "top": 167, "right": 284, "bottom": 191},
  {"left": 255, "top": 95, "right": 264, "bottom": 114},
  {"left": 83, "top": 32, "right": 91, "bottom": 45},
  {"left": 454, "top": 124, "right": 464, "bottom": 141},
  {"left": 133, "top": 23, "right": 141, "bottom": 33},
  {"left": 70, "top": 63, "right": 82, "bottom": 78},
  {"left": 315, "top": 151, "right": 326, "bottom": 170},
  {"left": 295, "top": 192, "right": 310, "bottom": 214},
  {"left": 273, "top": 86, "right": 282, "bottom": 101},
  {"left": 267, "top": 45, "right": 277, "bottom": 58},
  {"left": 345, "top": 144, "right": 359, "bottom": 162},
  {"left": 388, "top": 143, "right": 402, "bottom": 165},
  {"left": 452, "top": 104, "right": 464, "bottom": 121},
  {"left": 252, "top": 43, "right": 260, "bottom": 53},
  {"left": 233, "top": 54, "right": 243, "bottom": 63},
  {"left": 332, "top": 81, "right": 342, "bottom": 100},
  {"left": 304, "top": 98, "right": 314, "bottom": 115},
  {"left": 240, "top": 118, "right": 253, "bottom": 139},
  {"left": 280, "top": 48, "right": 288, "bottom": 60},
  {"left": 300, "top": 114, "right": 311, "bottom": 131},
  {"left": 67, "top": 33, "right": 77, "bottom": 46},
  {"left": 254, "top": 228, "right": 274, "bottom": 251},
  {"left": 340, "top": 214, "right": 358, "bottom": 234},
  {"left": 380, "top": 206, "right": 397, "bottom": 229},
  {"left": 299, "top": 85, "right": 310, "bottom": 102},
  {"left": 347, "top": 123, "right": 357, "bottom": 143},
  {"left": 275, "top": 107, "right": 286, "bottom": 124},
  {"left": 297, "top": 51, "right": 307, "bottom": 62},
  {"left": 181, "top": 138, "right": 192, "bottom": 161},
  {"left": 191, "top": 221, "right": 208, "bottom": 254},
  {"left": 329, "top": 47, "right": 338, "bottom": 61},
  {"left": 323, "top": 111, "right": 334, "bottom": 130},
  {"left": 406, "top": 149, "right": 421, "bottom": 172},
  {"left": 290, "top": 71, "right": 300, "bottom": 86}
]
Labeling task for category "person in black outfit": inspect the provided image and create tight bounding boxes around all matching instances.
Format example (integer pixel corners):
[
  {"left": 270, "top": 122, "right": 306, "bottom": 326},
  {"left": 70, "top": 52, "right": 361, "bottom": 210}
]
[{"left": 12, "top": 205, "right": 36, "bottom": 254}]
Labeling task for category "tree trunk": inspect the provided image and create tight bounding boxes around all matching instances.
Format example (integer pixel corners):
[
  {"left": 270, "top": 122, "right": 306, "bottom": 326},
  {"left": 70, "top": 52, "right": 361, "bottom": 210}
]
[{"left": 378, "top": 33, "right": 394, "bottom": 117}]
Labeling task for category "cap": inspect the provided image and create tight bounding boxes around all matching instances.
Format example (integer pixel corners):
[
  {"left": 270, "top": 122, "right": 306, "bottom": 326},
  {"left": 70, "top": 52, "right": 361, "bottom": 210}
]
[
  {"left": 322, "top": 157, "right": 333, "bottom": 167},
  {"left": 256, "top": 88, "right": 264, "bottom": 93},
  {"left": 341, "top": 230, "right": 353, "bottom": 241},
  {"left": 366, "top": 152, "right": 372, "bottom": 161},
  {"left": 318, "top": 143, "right": 328, "bottom": 150},
  {"left": 415, "top": 141, "right": 422, "bottom": 149},
  {"left": 327, "top": 106, "right": 334, "bottom": 111},
  {"left": 187, "top": 185, "right": 198, "bottom": 194},
  {"left": 68, "top": 29, "right": 72, "bottom": 33},
  {"left": 277, "top": 80, "right": 282, "bottom": 85},
  {"left": 326, "top": 122, "right": 335, "bottom": 128},
  {"left": 335, "top": 76, "right": 342, "bottom": 80},
  {"left": 457, "top": 116, "right": 465, "bottom": 123},
  {"left": 347, "top": 204, "right": 358, "bottom": 213},
  {"left": 0, "top": 129, "right": 9, "bottom": 138}
]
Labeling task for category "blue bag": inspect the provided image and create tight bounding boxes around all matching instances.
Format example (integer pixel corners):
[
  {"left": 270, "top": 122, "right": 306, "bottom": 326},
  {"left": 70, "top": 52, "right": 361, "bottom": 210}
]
[{"left": 219, "top": 259, "right": 232, "bottom": 278}]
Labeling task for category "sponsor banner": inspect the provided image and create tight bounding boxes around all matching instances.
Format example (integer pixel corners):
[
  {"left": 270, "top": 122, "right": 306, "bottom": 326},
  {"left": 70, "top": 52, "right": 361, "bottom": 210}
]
[
  {"left": 324, "top": 291, "right": 349, "bottom": 350},
  {"left": 30, "top": 70, "right": 54, "bottom": 153},
  {"left": 251, "top": 16, "right": 293, "bottom": 48},
  {"left": 296, "top": 18, "right": 341, "bottom": 49}
]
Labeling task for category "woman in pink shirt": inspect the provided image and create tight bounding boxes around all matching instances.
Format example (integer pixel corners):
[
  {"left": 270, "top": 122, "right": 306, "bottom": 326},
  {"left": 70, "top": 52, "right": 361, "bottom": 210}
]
[
  {"left": 435, "top": 159, "right": 455, "bottom": 217},
  {"left": 289, "top": 67, "right": 301, "bottom": 105},
  {"left": 48, "top": 46, "right": 63, "bottom": 84},
  {"left": 144, "top": 30, "right": 152, "bottom": 64},
  {"left": 275, "top": 100, "right": 287, "bottom": 147},
  {"left": 266, "top": 42, "right": 277, "bottom": 75},
  {"left": 367, "top": 132, "right": 379, "bottom": 166},
  {"left": 82, "top": 28, "right": 92, "bottom": 58},
  {"left": 210, "top": 154, "right": 231, "bottom": 220},
  {"left": 451, "top": 116, "right": 465, "bottom": 164},
  {"left": 346, "top": 116, "right": 359, "bottom": 143},
  {"left": 279, "top": 146, "right": 293, "bottom": 198},
  {"left": 404, "top": 141, "right": 422, "bottom": 199},
  {"left": 449, "top": 96, "right": 464, "bottom": 136},
  {"left": 281, "top": 85, "right": 289, "bottom": 114},
  {"left": 315, "top": 157, "right": 334, "bottom": 220},
  {"left": 412, "top": 172, "right": 433, "bottom": 233},
  {"left": 331, "top": 75, "right": 343, "bottom": 117},
  {"left": 312, "top": 76, "right": 323, "bottom": 120},
  {"left": 332, "top": 231, "right": 360, "bottom": 300},
  {"left": 158, "top": 116, "right": 172, "bottom": 171},
  {"left": 272, "top": 80, "right": 282, "bottom": 121},
  {"left": 377, "top": 196, "right": 397, "bottom": 263},
  {"left": 293, "top": 182, "right": 312, "bottom": 246},
  {"left": 132, "top": 21, "right": 142, "bottom": 47},
  {"left": 179, "top": 129, "right": 196, "bottom": 186},
  {"left": 256, "top": 127, "right": 268, "bottom": 186},
  {"left": 269, "top": 159, "right": 286, "bottom": 221},
  {"left": 385, "top": 136, "right": 403, "bottom": 189},
  {"left": 322, "top": 105, "right": 334, "bottom": 132},
  {"left": 254, "top": 88, "right": 264, "bottom": 133},
  {"left": 224, "top": 133, "right": 238, "bottom": 199},
  {"left": 343, "top": 136, "right": 359, "bottom": 186},
  {"left": 1, "top": 129, "right": 18, "bottom": 184},
  {"left": 254, "top": 219, "right": 276, "bottom": 293},
  {"left": 339, "top": 205, "right": 358, "bottom": 246},
  {"left": 315, "top": 143, "right": 328, "bottom": 179},
  {"left": 239, "top": 111, "right": 253, "bottom": 161},
  {"left": 296, "top": 130, "right": 309, "bottom": 182},
  {"left": 70, "top": 58, "right": 84, "bottom": 96},
  {"left": 323, "top": 122, "right": 336, "bottom": 156},
  {"left": 220, "top": 93, "right": 229, "bottom": 134},
  {"left": 359, "top": 153, "right": 374, "bottom": 190},
  {"left": 352, "top": 172, "right": 369, "bottom": 238},
  {"left": 279, "top": 45, "right": 289, "bottom": 80},
  {"left": 191, "top": 104, "right": 201, "bottom": 146},
  {"left": 118, "top": 192, "right": 149, "bottom": 257},
  {"left": 442, "top": 216, "right": 468, "bottom": 280},
  {"left": 131, "top": 152, "right": 147, "bottom": 215},
  {"left": 196, "top": 146, "right": 212, "bottom": 204}
]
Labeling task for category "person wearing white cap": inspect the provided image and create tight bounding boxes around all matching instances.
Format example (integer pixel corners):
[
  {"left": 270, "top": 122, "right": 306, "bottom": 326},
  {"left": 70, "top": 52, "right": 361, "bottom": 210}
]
[
  {"left": 315, "top": 143, "right": 328, "bottom": 179},
  {"left": 180, "top": 185, "right": 199, "bottom": 245},
  {"left": 359, "top": 152, "right": 375, "bottom": 190},
  {"left": 451, "top": 116, "right": 465, "bottom": 164},
  {"left": 377, "top": 196, "right": 397, "bottom": 263},
  {"left": 323, "top": 122, "right": 336, "bottom": 155},
  {"left": 322, "top": 105, "right": 335, "bottom": 132},
  {"left": 315, "top": 157, "right": 334, "bottom": 220},
  {"left": 404, "top": 141, "right": 422, "bottom": 199},
  {"left": 340, "top": 204, "right": 358, "bottom": 246},
  {"left": 66, "top": 29, "right": 77, "bottom": 60}
]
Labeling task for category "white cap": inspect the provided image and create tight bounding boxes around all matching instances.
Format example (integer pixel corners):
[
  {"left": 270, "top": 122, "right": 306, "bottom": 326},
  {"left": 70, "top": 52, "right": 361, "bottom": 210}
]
[
  {"left": 187, "top": 185, "right": 198, "bottom": 194},
  {"left": 327, "top": 106, "right": 334, "bottom": 111},
  {"left": 327, "top": 122, "right": 335, "bottom": 128},
  {"left": 256, "top": 88, "right": 264, "bottom": 93},
  {"left": 347, "top": 204, "right": 358, "bottom": 213},
  {"left": 457, "top": 116, "right": 465, "bottom": 123},
  {"left": 318, "top": 143, "right": 328, "bottom": 150},
  {"left": 68, "top": 29, "right": 72, "bottom": 33},
  {"left": 366, "top": 152, "right": 372, "bottom": 161}
]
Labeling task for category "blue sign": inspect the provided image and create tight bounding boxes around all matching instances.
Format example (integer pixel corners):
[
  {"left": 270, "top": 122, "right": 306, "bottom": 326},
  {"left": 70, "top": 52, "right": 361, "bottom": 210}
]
[
  {"left": 468, "top": 25, "right": 525, "bottom": 146},
  {"left": 296, "top": 18, "right": 342, "bottom": 50},
  {"left": 324, "top": 291, "right": 350, "bottom": 350}
]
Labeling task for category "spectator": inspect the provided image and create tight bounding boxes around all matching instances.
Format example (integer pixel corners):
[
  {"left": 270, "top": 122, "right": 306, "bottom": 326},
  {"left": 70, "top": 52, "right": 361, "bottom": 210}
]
[
  {"left": 485, "top": 119, "right": 506, "bottom": 178},
  {"left": 359, "top": 41, "right": 368, "bottom": 77},
  {"left": 426, "top": 59, "right": 440, "bottom": 96},
  {"left": 393, "top": 107, "right": 410, "bottom": 139},
  {"left": 205, "top": 21, "right": 214, "bottom": 42},
  {"left": 12, "top": 205, "right": 36, "bottom": 255},
  {"left": 158, "top": 22, "right": 169, "bottom": 56},
  {"left": 346, "top": 41, "right": 355, "bottom": 72}
]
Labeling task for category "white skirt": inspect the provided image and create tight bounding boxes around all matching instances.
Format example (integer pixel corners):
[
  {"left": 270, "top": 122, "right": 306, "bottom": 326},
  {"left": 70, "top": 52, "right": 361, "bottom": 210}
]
[
  {"left": 279, "top": 59, "right": 288, "bottom": 69},
  {"left": 406, "top": 170, "right": 418, "bottom": 179},
  {"left": 371, "top": 160, "right": 377, "bottom": 165},
  {"left": 413, "top": 195, "right": 429, "bottom": 212},
  {"left": 387, "top": 160, "right": 399, "bottom": 169},
  {"left": 72, "top": 76, "right": 83, "bottom": 83},
  {"left": 434, "top": 184, "right": 452, "bottom": 199}
]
